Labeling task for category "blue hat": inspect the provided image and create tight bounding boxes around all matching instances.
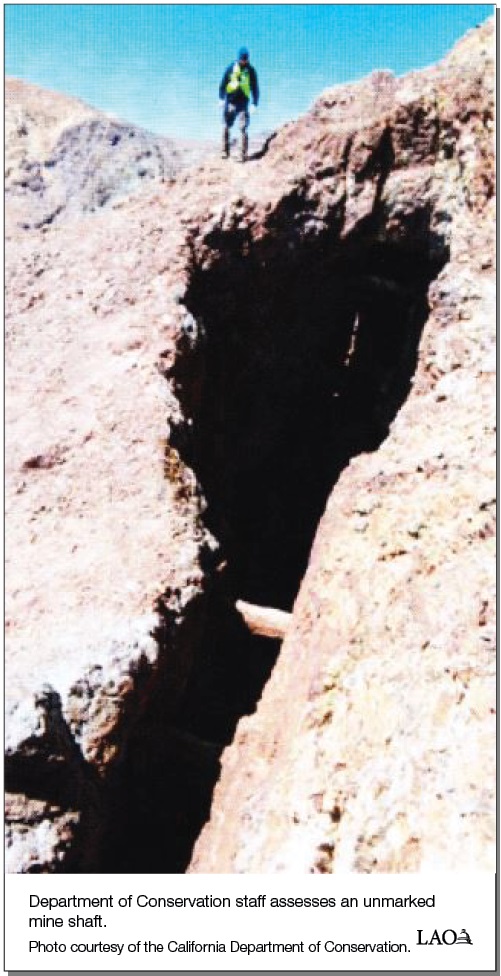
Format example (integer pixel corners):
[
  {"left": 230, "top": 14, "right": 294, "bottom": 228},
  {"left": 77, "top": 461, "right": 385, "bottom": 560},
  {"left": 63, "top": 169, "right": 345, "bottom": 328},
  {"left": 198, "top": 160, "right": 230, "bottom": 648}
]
[{"left": 238, "top": 47, "right": 249, "bottom": 60}]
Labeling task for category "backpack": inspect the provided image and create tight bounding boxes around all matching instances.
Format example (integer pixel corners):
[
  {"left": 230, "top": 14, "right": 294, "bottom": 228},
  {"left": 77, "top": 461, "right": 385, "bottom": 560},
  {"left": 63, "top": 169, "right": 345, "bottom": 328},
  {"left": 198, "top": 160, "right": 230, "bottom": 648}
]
[{"left": 226, "top": 62, "right": 251, "bottom": 99}]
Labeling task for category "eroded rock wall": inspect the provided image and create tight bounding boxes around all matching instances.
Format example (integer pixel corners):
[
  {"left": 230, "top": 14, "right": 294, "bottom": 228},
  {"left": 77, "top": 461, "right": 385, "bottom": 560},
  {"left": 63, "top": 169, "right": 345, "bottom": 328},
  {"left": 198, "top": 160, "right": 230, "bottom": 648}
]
[
  {"left": 188, "top": 20, "right": 495, "bottom": 873},
  {"left": 5, "top": 199, "right": 215, "bottom": 870}
]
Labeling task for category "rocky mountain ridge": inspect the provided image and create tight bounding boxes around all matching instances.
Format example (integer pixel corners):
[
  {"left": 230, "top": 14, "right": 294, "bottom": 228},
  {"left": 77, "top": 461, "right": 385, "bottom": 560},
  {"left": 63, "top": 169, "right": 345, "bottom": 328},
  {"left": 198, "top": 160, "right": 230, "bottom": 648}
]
[
  {"left": 6, "top": 77, "right": 214, "bottom": 230},
  {"left": 5, "top": 19, "right": 495, "bottom": 873}
]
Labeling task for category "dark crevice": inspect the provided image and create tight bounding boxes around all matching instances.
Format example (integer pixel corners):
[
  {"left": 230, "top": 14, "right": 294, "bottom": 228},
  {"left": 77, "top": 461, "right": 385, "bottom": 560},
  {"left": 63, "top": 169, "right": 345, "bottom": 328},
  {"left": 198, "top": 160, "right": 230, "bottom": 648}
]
[
  {"left": 100, "top": 215, "right": 448, "bottom": 873},
  {"left": 176, "top": 234, "right": 445, "bottom": 613}
]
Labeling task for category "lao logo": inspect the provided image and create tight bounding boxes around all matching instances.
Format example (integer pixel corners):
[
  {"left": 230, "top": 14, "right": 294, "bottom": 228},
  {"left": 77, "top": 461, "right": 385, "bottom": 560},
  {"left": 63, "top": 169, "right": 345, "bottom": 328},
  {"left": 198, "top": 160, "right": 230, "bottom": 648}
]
[{"left": 417, "top": 928, "right": 472, "bottom": 946}]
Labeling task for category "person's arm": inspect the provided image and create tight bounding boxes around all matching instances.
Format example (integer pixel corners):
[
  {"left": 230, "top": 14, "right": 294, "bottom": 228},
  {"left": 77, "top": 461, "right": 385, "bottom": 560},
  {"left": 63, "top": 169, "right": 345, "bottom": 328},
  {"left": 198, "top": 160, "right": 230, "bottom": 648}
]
[
  {"left": 219, "top": 65, "right": 231, "bottom": 100},
  {"left": 250, "top": 67, "right": 259, "bottom": 106}
]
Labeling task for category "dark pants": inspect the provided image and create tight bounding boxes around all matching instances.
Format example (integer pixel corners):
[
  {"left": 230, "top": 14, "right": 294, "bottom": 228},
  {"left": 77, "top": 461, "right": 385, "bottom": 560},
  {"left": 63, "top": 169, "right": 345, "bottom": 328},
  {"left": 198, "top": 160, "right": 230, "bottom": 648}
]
[{"left": 222, "top": 100, "right": 249, "bottom": 160}]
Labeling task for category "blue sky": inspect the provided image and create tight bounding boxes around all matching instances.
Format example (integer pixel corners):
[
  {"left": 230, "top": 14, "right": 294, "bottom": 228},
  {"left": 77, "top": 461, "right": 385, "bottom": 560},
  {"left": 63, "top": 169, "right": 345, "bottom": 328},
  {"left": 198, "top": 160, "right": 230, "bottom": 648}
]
[{"left": 5, "top": 4, "right": 493, "bottom": 141}]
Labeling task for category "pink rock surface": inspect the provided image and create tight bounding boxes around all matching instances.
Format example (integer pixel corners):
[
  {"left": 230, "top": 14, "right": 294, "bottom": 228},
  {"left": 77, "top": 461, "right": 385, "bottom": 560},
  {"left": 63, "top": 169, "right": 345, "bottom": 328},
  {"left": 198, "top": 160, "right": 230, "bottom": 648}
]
[{"left": 189, "top": 20, "right": 495, "bottom": 873}]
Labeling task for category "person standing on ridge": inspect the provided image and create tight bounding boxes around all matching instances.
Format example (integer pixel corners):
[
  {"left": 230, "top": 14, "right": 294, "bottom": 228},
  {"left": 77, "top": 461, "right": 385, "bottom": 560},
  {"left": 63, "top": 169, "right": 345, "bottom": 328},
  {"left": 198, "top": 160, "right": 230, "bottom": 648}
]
[{"left": 219, "top": 47, "right": 259, "bottom": 162}]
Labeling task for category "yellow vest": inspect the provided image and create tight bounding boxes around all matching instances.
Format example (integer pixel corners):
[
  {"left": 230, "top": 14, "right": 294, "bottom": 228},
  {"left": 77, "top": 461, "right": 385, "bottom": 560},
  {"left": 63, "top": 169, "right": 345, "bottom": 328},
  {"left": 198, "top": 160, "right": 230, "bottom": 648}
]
[{"left": 226, "top": 62, "right": 251, "bottom": 99}]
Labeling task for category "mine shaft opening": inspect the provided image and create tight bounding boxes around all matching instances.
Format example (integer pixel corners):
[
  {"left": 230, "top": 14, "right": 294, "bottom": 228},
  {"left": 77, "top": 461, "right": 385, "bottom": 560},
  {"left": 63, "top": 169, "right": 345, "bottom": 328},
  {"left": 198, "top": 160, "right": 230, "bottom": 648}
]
[
  {"left": 179, "top": 232, "right": 447, "bottom": 613},
  {"left": 101, "top": 224, "right": 447, "bottom": 874}
]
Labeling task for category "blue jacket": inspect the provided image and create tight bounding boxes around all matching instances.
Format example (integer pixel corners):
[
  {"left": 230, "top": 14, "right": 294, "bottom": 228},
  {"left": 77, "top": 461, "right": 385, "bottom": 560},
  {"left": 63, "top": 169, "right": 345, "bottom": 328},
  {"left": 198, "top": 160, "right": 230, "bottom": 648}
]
[{"left": 219, "top": 61, "right": 259, "bottom": 107}]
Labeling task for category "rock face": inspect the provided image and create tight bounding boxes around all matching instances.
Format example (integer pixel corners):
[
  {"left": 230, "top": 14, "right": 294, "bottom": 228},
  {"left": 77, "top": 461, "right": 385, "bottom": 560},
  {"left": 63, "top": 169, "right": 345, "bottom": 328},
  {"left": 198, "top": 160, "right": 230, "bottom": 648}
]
[
  {"left": 6, "top": 20, "right": 495, "bottom": 873},
  {"left": 5, "top": 78, "right": 211, "bottom": 230}
]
